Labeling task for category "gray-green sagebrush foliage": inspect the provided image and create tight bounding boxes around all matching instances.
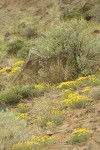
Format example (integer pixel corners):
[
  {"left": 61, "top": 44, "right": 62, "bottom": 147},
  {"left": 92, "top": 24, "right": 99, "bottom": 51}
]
[{"left": 36, "top": 19, "right": 100, "bottom": 79}]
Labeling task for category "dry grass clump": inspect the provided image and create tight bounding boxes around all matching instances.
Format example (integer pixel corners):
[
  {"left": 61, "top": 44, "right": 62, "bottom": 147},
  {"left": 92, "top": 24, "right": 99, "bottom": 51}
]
[
  {"left": 35, "top": 108, "right": 64, "bottom": 128},
  {"left": 0, "top": 110, "right": 32, "bottom": 150},
  {"left": 89, "top": 87, "right": 100, "bottom": 100},
  {"left": 33, "top": 98, "right": 64, "bottom": 128}
]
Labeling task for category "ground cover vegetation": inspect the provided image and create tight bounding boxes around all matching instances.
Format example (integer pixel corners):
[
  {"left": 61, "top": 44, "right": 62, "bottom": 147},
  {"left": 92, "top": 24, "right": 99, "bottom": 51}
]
[
  {"left": 0, "top": 1, "right": 100, "bottom": 150},
  {"left": 0, "top": 72, "right": 99, "bottom": 149}
]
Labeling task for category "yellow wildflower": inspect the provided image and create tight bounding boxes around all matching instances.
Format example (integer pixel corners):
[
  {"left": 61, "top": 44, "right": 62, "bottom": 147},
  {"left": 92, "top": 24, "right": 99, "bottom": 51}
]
[
  {"left": 16, "top": 113, "right": 28, "bottom": 120},
  {"left": 47, "top": 121, "right": 54, "bottom": 126},
  {"left": 0, "top": 66, "right": 11, "bottom": 73},
  {"left": 57, "top": 80, "right": 76, "bottom": 89},
  {"left": 82, "top": 86, "right": 91, "bottom": 92},
  {"left": 77, "top": 76, "right": 89, "bottom": 81},
  {"left": 12, "top": 141, "right": 33, "bottom": 150},
  {"left": 77, "top": 75, "right": 96, "bottom": 83},
  {"left": 13, "top": 61, "right": 24, "bottom": 67},
  {"left": 61, "top": 92, "right": 88, "bottom": 104},
  {"left": 35, "top": 116, "right": 44, "bottom": 121},
  {"left": 51, "top": 108, "right": 60, "bottom": 114},
  {"left": 41, "top": 135, "right": 52, "bottom": 142},
  {"left": 34, "top": 84, "right": 45, "bottom": 90},
  {"left": 72, "top": 128, "right": 90, "bottom": 135},
  {"left": 16, "top": 103, "right": 28, "bottom": 108},
  {"left": 8, "top": 66, "right": 20, "bottom": 77}
]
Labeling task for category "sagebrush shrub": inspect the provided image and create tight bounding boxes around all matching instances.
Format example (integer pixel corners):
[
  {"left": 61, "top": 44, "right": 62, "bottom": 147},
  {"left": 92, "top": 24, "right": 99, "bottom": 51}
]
[
  {"left": 0, "top": 84, "right": 51, "bottom": 106},
  {"left": 21, "top": 27, "right": 38, "bottom": 39},
  {"left": 6, "top": 39, "right": 24, "bottom": 54},
  {"left": 36, "top": 19, "right": 100, "bottom": 79},
  {"left": 0, "top": 88, "right": 22, "bottom": 105},
  {"left": 0, "top": 85, "right": 35, "bottom": 105}
]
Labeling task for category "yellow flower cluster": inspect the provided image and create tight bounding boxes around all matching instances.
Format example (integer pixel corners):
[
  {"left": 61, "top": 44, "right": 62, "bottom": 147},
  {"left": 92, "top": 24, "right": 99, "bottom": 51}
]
[
  {"left": 72, "top": 128, "right": 91, "bottom": 135},
  {"left": 34, "top": 84, "right": 45, "bottom": 90},
  {"left": 8, "top": 66, "right": 21, "bottom": 77},
  {"left": 16, "top": 113, "right": 28, "bottom": 120},
  {"left": 77, "top": 76, "right": 89, "bottom": 82},
  {"left": 47, "top": 121, "right": 54, "bottom": 126},
  {"left": 12, "top": 141, "right": 34, "bottom": 150},
  {"left": 71, "top": 128, "right": 91, "bottom": 143},
  {"left": 81, "top": 86, "right": 91, "bottom": 92},
  {"left": 16, "top": 103, "right": 28, "bottom": 108},
  {"left": 41, "top": 135, "right": 52, "bottom": 142},
  {"left": 13, "top": 60, "right": 24, "bottom": 67},
  {"left": 58, "top": 75, "right": 96, "bottom": 90},
  {"left": 12, "top": 135, "right": 53, "bottom": 150},
  {"left": 60, "top": 92, "right": 88, "bottom": 106},
  {"left": 35, "top": 116, "right": 44, "bottom": 121},
  {"left": 57, "top": 80, "right": 76, "bottom": 89},
  {"left": 0, "top": 66, "right": 11, "bottom": 73},
  {"left": 76, "top": 75, "right": 96, "bottom": 82},
  {"left": 7, "top": 60, "right": 24, "bottom": 78},
  {"left": 35, "top": 108, "right": 64, "bottom": 128},
  {"left": 51, "top": 108, "right": 61, "bottom": 114}
]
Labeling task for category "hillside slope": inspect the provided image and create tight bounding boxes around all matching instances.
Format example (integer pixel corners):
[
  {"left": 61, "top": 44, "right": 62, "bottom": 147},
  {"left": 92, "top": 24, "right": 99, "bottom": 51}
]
[{"left": 0, "top": 76, "right": 100, "bottom": 150}]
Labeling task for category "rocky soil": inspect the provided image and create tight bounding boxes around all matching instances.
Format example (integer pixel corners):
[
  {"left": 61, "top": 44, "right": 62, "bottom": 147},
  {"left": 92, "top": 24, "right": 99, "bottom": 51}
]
[{"left": 26, "top": 88, "right": 100, "bottom": 150}]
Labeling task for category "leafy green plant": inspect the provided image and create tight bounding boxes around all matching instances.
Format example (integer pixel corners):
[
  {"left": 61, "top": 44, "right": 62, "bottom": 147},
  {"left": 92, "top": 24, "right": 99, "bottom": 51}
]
[
  {"left": 6, "top": 39, "right": 24, "bottom": 54},
  {"left": 91, "top": 78, "right": 100, "bottom": 86},
  {"left": 16, "top": 103, "right": 31, "bottom": 113},
  {"left": 71, "top": 129, "right": 91, "bottom": 143},
  {"left": 67, "top": 12, "right": 85, "bottom": 20},
  {"left": 33, "top": 84, "right": 51, "bottom": 97},
  {"left": 18, "top": 85, "right": 35, "bottom": 99},
  {"left": 21, "top": 27, "right": 38, "bottom": 39},
  {"left": 17, "top": 46, "right": 30, "bottom": 59}
]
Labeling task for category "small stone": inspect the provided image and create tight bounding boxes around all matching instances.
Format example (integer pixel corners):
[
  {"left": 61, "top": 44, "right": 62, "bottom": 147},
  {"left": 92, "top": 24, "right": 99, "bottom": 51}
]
[
  {"left": 96, "top": 126, "right": 100, "bottom": 132},
  {"left": 94, "top": 135, "right": 100, "bottom": 144},
  {"left": 18, "top": 22, "right": 26, "bottom": 28},
  {"left": 46, "top": 130, "right": 53, "bottom": 136}
]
